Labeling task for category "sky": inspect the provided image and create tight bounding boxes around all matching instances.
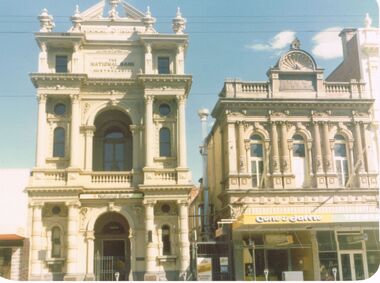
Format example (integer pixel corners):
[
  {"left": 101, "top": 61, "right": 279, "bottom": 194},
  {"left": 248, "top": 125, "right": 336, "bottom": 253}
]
[{"left": 0, "top": 0, "right": 378, "bottom": 184}]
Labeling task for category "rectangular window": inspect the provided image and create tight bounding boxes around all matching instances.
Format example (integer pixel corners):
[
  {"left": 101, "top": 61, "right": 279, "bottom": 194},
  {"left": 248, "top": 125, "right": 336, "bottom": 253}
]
[
  {"left": 251, "top": 160, "right": 263, "bottom": 187},
  {"left": 55, "top": 55, "right": 68, "bottom": 73},
  {"left": 158, "top": 57, "right": 170, "bottom": 74}
]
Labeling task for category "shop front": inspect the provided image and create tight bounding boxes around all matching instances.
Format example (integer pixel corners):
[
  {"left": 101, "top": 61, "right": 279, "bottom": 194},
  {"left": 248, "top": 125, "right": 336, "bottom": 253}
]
[{"left": 232, "top": 213, "right": 379, "bottom": 281}]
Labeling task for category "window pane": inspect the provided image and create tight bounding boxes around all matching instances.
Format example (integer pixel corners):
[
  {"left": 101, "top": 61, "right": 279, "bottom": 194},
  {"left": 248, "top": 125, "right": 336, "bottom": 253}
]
[
  {"left": 317, "top": 231, "right": 337, "bottom": 251},
  {"left": 159, "top": 128, "right": 171, "bottom": 157},
  {"left": 334, "top": 144, "right": 347, "bottom": 157},
  {"left": 250, "top": 144, "right": 263, "bottom": 157},
  {"left": 158, "top": 57, "right": 170, "bottom": 74},
  {"left": 55, "top": 56, "right": 68, "bottom": 73},
  {"left": 338, "top": 234, "right": 362, "bottom": 250},
  {"left": 53, "top": 128, "right": 65, "bottom": 157},
  {"left": 319, "top": 252, "right": 339, "bottom": 281},
  {"left": 293, "top": 143, "right": 305, "bottom": 157},
  {"left": 354, "top": 254, "right": 365, "bottom": 280},
  {"left": 367, "top": 251, "right": 380, "bottom": 277}
]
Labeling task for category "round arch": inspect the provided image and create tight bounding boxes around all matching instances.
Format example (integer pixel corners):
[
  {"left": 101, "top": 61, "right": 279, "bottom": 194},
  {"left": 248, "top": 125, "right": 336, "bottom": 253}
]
[{"left": 85, "top": 102, "right": 137, "bottom": 127}]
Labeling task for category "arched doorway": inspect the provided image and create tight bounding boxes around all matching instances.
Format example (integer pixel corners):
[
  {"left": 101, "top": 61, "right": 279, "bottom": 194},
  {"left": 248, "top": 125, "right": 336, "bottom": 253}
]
[{"left": 94, "top": 212, "right": 131, "bottom": 281}]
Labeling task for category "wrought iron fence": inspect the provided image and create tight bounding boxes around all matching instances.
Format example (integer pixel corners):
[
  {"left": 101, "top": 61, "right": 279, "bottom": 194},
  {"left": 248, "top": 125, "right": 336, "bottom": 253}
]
[{"left": 95, "top": 256, "right": 127, "bottom": 281}]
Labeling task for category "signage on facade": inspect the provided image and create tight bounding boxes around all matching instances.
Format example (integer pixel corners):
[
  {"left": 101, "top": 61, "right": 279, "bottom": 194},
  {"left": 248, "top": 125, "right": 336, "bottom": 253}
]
[
  {"left": 220, "top": 257, "right": 228, "bottom": 273},
  {"left": 79, "top": 193, "right": 144, "bottom": 200},
  {"left": 197, "top": 257, "right": 212, "bottom": 281},
  {"left": 233, "top": 213, "right": 379, "bottom": 230}
]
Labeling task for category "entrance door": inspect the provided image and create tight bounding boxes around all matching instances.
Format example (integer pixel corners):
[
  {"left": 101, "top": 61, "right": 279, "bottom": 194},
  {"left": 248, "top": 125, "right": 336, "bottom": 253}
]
[
  {"left": 267, "top": 250, "right": 289, "bottom": 280},
  {"left": 339, "top": 252, "right": 367, "bottom": 281}
]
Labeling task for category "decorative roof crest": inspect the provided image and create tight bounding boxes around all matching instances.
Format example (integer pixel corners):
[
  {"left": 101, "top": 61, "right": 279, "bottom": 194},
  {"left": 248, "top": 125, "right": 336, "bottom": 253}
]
[
  {"left": 142, "top": 6, "right": 156, "bottom": 33},
  {"left": 38, "top": 8, "right": 55, "bottom": 32},
  {"left": 172, "top": 7, "right": 186, "bottom": 34},
  {"left": 108, "top": 0, "right": 121, "bottom": 19},
  {"left": 290, "top": 38, "right": 301, "bottom": 50},
  {"left": 71, "top": 5, "right": 82, "bottom": 32},
  {"left": 364, "top": 13, "right": 372, "bottom": 28}
]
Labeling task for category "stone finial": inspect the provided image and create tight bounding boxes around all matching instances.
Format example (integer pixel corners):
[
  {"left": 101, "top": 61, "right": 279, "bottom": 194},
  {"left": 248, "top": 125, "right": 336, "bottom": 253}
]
[
  {"left": 290, "top": 38, "right": 301, "bottom": 49},
  {"left": 172, "top": 7, "right": 186, "bottom": 34},
  {"left": 142, "top": 6, "right": 156, "bottom": 33},
  {"left": 108, "top": 0, "right": 121, "bottom": 19},
  {"left": 38, "top": 8, "right": 55, "bottom": 32},
  {"left": 364, "top": 13, "right": 372, "bottom": 28},
  {"left": 71, "top": 5, "right": 82, "bottom": 32}
]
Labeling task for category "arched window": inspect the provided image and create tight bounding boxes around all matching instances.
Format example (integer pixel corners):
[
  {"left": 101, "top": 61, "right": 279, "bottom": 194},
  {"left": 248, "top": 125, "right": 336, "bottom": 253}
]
[
  {"left": 51, "top": 226, "right": 61, "bottom": 258},
  {"left": 162, "top": 225, "right": 171, "bottom": 255},
  {"left": 159, "top": 128, "right": 171, "bottom": 157},
  {"left": 334, "top": 134, "right": 349, "bottom": 186},
  {"left": 250, "top": 134, "right": 264, "bottom": 188},
  {"left": 104, "top": 128, "right": 126, "bottom": 171},
  {"left": 53, "top": 127, "right": 65, "bottom": 157},
  {"left": 292, "top": 134, "right": 306, "bottom": 188}
]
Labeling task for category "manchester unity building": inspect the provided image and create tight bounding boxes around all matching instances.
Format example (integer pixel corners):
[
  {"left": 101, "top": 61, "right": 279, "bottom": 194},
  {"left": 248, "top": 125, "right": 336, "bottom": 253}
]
[{"left": 21, "top": 0, "right": 380, "bottom": 282}]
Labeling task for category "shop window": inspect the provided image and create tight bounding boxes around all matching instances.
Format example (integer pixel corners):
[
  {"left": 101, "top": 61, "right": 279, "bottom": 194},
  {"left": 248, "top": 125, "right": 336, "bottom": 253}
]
[
  {"left": 159, "top": 127, "right": 171, "bottom": 157},
  {"left": 53, "top": 127, "right": 65, "bottom": 157},
  {"left": 0, "top": 248, "right": 12, "bottom": 279},
  {"left": 250, "top": 134, "right": 264, "bottom": 188},
  {"left": 292, "top": 134, "right": 306, "bottom": 187},
  {"left": 317, "top": 231, "right": 339, "bottom": 280},
  {"left": 162, "top": 225, "right": 171, "bottom": 255},
  {"left": 317, "top": 231, "right": 337, "bottom": 251},
  {"left": 51, "top": 226, "right": 62, "bottom": 258},
  {"left": 334, "top": 135, "right": 349, "bottom": 186},
  {"left": 55, "top": 55, "right": 68, "bottom": 73},
  {"left": 365, "top": 230, "right": 380, "bottom": 277},
  {"left": 337, "top": 233, "right": 363, "bottom": 250},
  {"left": 158, "top": 57, "right": 170, "bottom": 74}
]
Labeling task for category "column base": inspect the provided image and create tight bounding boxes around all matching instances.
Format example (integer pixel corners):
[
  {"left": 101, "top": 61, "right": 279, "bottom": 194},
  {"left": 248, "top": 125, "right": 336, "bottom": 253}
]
[
  {"left": 84, "top": 273, "right": 95, "bottom": 281},
  {"left": 271, "top": 174, "right": 283, "bottom": 189},
  {"left": 144, "top": 273, "right": 159, "bottom": 281},
  {"left": 314, "top": 173, "right": 327, "bottom": 189},
  {"left": 63, "top": 274, "right": 82, "bottom": 281}
]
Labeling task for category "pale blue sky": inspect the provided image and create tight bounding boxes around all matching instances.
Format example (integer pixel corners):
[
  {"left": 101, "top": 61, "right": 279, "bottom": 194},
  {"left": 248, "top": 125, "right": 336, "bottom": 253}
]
[{"left": 0, "top": 0, "right": 378, "bottom": 183}]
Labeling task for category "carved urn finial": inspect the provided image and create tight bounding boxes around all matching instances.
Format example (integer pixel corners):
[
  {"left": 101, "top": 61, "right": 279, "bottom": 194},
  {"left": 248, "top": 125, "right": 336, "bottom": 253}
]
[
  {"left": 172, "top": 7, "right": 186, "bottom": 34},
  {"left": 364, "top": 13, "right": 372, "bottom": 28},
  {"left": 38, "top": 8, "right": 55, "bottom": 32},
  {"left": 290, "top": 38, "right": 301, "bottom": 50},
  {"left": 71, "top": 5, "right": 82, "bottom": 32},
  {"left": 108, "top": 0, "right": 121, "bottom": 19},
  {"left": 142, "top": 6, "right": 156, "bottom": 33}
]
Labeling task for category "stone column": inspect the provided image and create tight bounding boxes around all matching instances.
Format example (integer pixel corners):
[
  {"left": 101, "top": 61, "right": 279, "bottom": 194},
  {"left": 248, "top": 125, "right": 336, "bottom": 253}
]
[
  {"left": 144, "top": 44, "right": 153, "bottom": 74},
  {"left": 144, "top": 96, "right": 154, "bottom": 167},
  {"left": 38, "top": 42, "right": 48, "bottom": 72},
  {"left": 280, "top": 122, "right": 290, "bottom": 173},
  {"left": 354, "top": 122, "right": 365, "bottom": 173},
  {"left": 178, "top": 200, "right": 190, "bottom": 280},
  {"left": 175, "top": 45, "right": 185, "bottom": 75},
  {"left": 70, "top": 94, "right": 80, "bottom": 168},
  {"left": 65, "top": 201, "right": 80, "bottom": 277},
  {"left": 72, "top": 43, "right": 80, "bottom": 73},
  {"left": 30, "top": 202, "right": 43, "bottom": 278},
  {"left": 85, "top": 230, "right": 95, "bottom": 280},
  {"left": 271, "top": 122, "right": 280, "bottom": 173},
  {"left": 227, "top": 122, "right": 238, "bottom": 174},
  {"left": 84, "top": 126, "right": 95, "bottom": 171},
  {"left": 130, "top": 125, "right": 140, "bottom": 171},
  {"left": 177, "top": 95, "right": 187, "bottom": 168},
  {"left": 322, "top": 122, "right": 333, "bottom": 173},
  {"left": 144, "top": 200, "right": 157, "bottom": 276},
  {"left": 313, "top": 122, "right": 323, "bottom": 173},
  {"left": 36, "top": 94, "right": 47, "bottom": 167},
  {"left": 238, "top": 122, "right": 247, "bottom": 173}
]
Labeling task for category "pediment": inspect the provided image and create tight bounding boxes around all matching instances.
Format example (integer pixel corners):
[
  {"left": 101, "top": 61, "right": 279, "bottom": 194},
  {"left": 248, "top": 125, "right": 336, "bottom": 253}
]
[
  {"left": 279, "top": 51, "right": 316, "bottom": 71},
  {"left": 79, "top": 0, "right": 145, "bottom": 21}
]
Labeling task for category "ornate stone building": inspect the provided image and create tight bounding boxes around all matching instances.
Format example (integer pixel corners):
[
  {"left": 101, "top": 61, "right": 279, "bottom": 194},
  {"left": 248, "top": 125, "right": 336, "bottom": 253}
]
[
  {"left": 206, "top": 18, "right": 380, "bottom": 281},
  {"left": 26, "top": 1, "right": 192, "bottom": 281}
]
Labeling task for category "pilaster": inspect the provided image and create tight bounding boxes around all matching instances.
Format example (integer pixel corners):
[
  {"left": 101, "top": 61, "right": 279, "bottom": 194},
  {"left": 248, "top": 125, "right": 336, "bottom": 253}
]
[
  {"left": 177, "top": 200, "right": 190, "bottom": 280},
  {"left": 177, "top": 95, "right": 187, "bottom": 168},
  {"left": 144, "top": 95, "right": 154, "bottom": 168},
  {"left": 30, "top": 202, "right": 44, "bottom": 279},
  {"left": 36, "top": 94, "right": 47, "bottom": 167},
  {"left": 313, "top": 122, "right": 327, "bottom": 188},
  {"left": 143, "top": 200, "right": 157, "bottom": 279},
  {"left": 70, "top": 94, "right": 81, "bottom": 168},
  {"left": 270, "top": 122, "right": 282, "bottom": 189},
  {"left": 84, "top": 230, "right": 95, "bottom": 281}
]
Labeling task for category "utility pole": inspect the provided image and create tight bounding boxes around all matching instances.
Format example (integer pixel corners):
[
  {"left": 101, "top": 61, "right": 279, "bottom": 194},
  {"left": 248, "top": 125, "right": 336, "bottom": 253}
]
[{"left": 198, "top": 108, "right": 210, "bottom": 240}]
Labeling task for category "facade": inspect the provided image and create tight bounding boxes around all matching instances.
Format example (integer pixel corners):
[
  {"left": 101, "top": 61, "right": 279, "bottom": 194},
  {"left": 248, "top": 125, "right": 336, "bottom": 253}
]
[
  {"left": 26, "top": 0, "right": 193, "bottom": 281},
  {"left": 206, "top": 18, "right": 380, "bottom": 281}
]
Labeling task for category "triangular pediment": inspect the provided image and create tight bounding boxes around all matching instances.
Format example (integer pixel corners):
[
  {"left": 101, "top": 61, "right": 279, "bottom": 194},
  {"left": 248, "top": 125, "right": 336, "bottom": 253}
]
[{"left": 78, "top": 0, "right": 145, "bottom": 21}]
